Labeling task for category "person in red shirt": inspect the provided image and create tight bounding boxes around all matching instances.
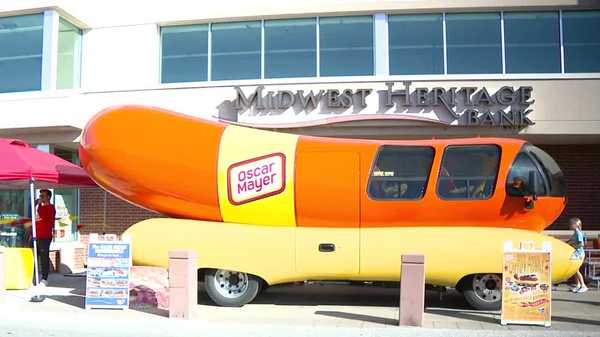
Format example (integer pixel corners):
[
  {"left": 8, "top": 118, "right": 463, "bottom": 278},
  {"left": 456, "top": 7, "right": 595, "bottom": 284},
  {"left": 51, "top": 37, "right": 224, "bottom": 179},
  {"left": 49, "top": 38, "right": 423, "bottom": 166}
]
[{"left": 35, "top": 189, "right": 56, "bottom": 286}]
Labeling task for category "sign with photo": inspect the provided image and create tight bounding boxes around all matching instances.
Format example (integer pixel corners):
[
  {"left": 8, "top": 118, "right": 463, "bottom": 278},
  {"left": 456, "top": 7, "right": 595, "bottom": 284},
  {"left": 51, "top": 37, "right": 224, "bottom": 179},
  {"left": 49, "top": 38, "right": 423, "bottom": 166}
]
[
  {"left": 501, "top": 241, "right": 551, "bottom": 327},
  {"left": 85, "top": 234, "right": 132, "bottom": 309}
]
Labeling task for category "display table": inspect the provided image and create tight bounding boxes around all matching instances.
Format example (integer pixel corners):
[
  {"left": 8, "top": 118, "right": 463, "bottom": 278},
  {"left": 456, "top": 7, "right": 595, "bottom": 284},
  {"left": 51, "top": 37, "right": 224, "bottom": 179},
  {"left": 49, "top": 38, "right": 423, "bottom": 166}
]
[{"left": 2, "top": 248, "right": 33, "bottom": 289}]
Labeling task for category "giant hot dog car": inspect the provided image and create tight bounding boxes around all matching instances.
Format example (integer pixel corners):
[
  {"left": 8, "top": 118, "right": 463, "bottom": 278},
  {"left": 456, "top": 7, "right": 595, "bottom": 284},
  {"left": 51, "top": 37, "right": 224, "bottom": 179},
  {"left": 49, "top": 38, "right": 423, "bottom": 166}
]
[{"left": 79, "top": 105, "right": 582, "bottom": 309}]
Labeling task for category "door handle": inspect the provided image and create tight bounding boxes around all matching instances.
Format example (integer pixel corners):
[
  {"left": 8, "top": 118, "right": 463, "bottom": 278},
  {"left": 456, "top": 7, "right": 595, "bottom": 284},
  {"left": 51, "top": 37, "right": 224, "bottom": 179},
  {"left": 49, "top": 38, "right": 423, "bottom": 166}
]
[{"left": 319, "top": 243, "right": 335, "bottom": 252}]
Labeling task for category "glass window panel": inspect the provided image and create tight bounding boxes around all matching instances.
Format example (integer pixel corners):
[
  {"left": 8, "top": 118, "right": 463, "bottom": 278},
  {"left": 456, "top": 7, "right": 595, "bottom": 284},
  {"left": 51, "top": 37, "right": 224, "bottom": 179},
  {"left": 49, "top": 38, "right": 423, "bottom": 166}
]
[
  {"left": 54, "top": 188, "right": 79, "bottom": 242},
  {"left": 52, "top": 149, "right": 79, "bottom": 241},
  {"left": 57, "top": 18, "right": 82, "bottom": 89},
  {"left": 438, "top": 145, "right": 500, "bottom": 200},
  {"left": 506, "top": 152, "right": 546, "bottom": 196},
  {"left": 211, "top": 21, "right": 261, "bottom": 81},
  {"left": 526, "top": 145, "right": 565, "bottom": 197},
  {"left": 446, "top": 13, "right": 502, "bottom": 74},
  {"left": 0, "top": 190, "right": 27, "bottom": 248},
  {"left": 0, "top": 14, "right": 43, "bottom": 93},
  {"left": 389, "top": 14, "right": 443, "bottom": 75},
  {"left": 319, "top": 16, "right": 373, "bottom": 76},
  {"left": 368, "top": 146, "right": 434, "bottom": 200},
  {"left": 504, "top": 12, "right": 560, "bottom": 73},
  {"left": 563, "top": 11, "right": 600, "bottom": 73},
  {"left": 161, "top": 25, "right": 208, "bottom": 83},
  {"left": 265, "top": 18, "right": 316, "bottom": 78}
]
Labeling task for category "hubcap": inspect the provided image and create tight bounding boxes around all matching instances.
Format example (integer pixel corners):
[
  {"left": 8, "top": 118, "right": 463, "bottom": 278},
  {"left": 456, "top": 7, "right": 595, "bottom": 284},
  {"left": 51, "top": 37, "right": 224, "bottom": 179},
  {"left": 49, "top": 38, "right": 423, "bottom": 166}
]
[
  {"left": 213, "top": 269, "right": 249, "bottom": 299},
  {"left": 472, "top": 274, "right": 501, "bottom": 303}
]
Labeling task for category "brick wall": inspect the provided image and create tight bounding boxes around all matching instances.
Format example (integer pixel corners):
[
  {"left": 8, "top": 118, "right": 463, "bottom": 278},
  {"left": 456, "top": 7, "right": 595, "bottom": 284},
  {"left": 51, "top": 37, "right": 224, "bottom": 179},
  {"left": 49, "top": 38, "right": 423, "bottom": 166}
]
[
  {"left": 79, "top": 188, "right": 161, "bottom": 236},
  {"left": 78, "top": 188, "right": 163, "bottom": 266},
  {"left": 541, "top": 144, "right": 600, "bottom": 231}
]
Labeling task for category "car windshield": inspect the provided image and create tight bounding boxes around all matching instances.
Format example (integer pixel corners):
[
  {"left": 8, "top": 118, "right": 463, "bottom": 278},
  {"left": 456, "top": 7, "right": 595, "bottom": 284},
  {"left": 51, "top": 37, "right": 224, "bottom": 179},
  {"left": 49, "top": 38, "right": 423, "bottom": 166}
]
[{"left": 526, "top": 145, "right": 566, "bottom": 197}]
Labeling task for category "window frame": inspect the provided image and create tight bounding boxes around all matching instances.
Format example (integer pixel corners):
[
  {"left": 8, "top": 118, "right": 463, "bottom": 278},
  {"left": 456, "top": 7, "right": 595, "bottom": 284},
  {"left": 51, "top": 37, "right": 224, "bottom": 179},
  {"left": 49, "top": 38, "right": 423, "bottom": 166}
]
[
  {"left": 160, "top": 24, "right": 210, "bottom": 83},
  {"left": 264, "top": 18, "right": 317, "bottom": 79},
  {"left": 318, "top": 15, "right": 375, "bottom": 77},
  {"left": 0, "top": 13, "right": 45, "bottom": 93},
  {"left": 503, "top": 11, "right": 561, "bottom": 74},
  {"left": 210, "top": 20, "right": 262, "bottom": 81},
  {"left": 436, "top": 144, "right": 502, "bottom": 201},
  {"left": 56, "top": 17, "right": 83, "bottom": 89},
  {"left": 388, "top": 13, "right": 445, "bottom": 75},
  {"left": 156, "top": 9, "right": 600, "bottom": 86},
  {"left": 367, "top": 145, "right": 436, "bottom": 201},
  {"left": 562, "top": 10, "right": 600, "bottom": 73},
  {"left": 445, "top": 12, "right": 503, "bottom": 75}
]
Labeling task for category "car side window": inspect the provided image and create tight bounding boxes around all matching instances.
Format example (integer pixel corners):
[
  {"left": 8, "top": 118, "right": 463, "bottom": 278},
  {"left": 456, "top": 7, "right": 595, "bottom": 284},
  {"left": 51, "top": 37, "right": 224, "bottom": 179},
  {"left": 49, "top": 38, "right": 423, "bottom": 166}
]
[
  {"left": 368, "top": 146, "right": 434, "bottom": 200},
  {"left": 506, "top": 152, "right": 547, "bottom": 196},
  {"left": 437, "top": 145, "right": 500, "bottom": 200}
]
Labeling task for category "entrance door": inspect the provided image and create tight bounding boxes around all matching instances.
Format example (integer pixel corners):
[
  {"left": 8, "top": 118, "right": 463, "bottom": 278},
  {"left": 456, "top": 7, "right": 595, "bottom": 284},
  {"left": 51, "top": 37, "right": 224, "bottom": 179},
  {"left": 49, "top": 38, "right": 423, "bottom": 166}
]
[{"left": 294, "top": 151, "right": 360, "bottom": 278}]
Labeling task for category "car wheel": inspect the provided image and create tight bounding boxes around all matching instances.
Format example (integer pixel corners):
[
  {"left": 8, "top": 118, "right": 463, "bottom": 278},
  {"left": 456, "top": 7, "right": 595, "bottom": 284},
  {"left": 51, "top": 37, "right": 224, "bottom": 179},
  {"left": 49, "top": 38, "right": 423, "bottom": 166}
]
[
  {"left": 462, "top": 274, "right": 502, "bottom": 311},
  {"left": 204, "top": 269, "right": 261, "bottom": 307}
]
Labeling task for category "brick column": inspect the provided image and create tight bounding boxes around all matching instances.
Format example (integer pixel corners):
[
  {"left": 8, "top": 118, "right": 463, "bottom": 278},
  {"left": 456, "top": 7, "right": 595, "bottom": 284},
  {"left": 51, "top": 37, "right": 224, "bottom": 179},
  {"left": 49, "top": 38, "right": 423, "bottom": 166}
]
[
  {"left": 399, "top": 254, "right": 425, "bottom": 327},
  {"left": 168, "top": 250, "right": 197, "bottom": 319}
]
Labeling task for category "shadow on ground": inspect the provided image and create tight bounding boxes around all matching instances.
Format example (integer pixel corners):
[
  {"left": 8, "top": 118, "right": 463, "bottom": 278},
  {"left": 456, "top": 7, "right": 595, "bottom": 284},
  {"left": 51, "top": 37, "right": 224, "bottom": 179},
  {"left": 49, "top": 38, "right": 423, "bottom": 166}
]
[
  {"left": 314, "top": 310, "right": 397, "bottom": 326},
  {"left": 198, "top": 283, "right": 472, "bottom": 309}
]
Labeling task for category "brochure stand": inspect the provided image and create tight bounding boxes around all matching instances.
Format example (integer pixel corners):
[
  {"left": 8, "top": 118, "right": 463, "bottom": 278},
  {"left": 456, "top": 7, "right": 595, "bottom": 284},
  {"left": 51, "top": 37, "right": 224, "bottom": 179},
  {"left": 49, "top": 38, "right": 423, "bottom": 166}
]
[
  {"left": 85, "top": 233, "right": 132, "bottom": 310},
  {"left": 501, "top": 241, "right": 552, "bottom": 327}
]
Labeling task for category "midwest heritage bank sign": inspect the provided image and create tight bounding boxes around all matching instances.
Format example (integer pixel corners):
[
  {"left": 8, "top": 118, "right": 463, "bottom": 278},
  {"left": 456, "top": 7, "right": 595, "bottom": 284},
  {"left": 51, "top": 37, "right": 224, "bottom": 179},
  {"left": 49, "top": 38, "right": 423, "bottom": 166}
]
[{"left": 218, "top": 81, "right": 534, "bottom": 128}]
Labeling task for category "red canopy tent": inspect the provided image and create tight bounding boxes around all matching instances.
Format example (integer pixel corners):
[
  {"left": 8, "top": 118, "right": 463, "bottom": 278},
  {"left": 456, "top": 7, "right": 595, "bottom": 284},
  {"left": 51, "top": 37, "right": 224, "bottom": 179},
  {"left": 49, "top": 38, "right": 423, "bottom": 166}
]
[
  {"left": 0, "top": 138, "right": 95, "bottom": 189},
  {"left": 0, "top": 138, "right": 95, "bottom": 296}
]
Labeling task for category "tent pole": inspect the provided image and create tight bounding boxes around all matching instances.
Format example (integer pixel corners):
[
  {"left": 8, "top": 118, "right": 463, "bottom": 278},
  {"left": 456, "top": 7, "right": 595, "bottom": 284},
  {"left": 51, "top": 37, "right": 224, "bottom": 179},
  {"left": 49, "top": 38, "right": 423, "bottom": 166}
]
[
  {"left": 30, "top": 180, "right": 44, "bottom": 302},
  {"left": 30, "top": 180, "right": 40, "bottom": 287},
  {"left": 103, "top": 190, "right": 107, "bottom": 234}
]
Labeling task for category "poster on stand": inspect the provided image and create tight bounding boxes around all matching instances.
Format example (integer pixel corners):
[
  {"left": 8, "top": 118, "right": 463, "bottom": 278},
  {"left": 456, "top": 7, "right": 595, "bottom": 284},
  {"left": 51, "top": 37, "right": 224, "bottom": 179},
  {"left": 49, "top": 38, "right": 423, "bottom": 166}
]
[
  {"left": 85, "top": 234, "right": 131, "bottom": 309},
  {"left": 501, "top": 241, "right": 551, "bottom": 327}
]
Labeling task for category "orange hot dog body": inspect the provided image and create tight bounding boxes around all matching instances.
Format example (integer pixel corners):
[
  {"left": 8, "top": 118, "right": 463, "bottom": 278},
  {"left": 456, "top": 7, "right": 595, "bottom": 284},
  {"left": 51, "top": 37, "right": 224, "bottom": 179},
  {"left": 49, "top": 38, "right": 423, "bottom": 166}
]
[{"left": 79, "top": 105, "right": 565, "bottom": 232}]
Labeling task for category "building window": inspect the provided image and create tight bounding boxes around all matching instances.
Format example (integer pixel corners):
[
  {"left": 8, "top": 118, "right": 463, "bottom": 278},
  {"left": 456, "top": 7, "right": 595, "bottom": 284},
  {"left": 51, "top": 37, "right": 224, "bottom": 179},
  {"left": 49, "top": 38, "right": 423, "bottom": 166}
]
[
  {"left": 438, "top": 145, "right": 500, "bottom": 200},
  {"left": 265, "top": 18, "right": 316, "bottom": 79},
  {"left": 52, "top": 147, "right": 80, "bottom": 242},
  {"left": 563, "top": 10, "right": 600, "bottom": 73},
  {"left": 504, "top": 12, "right": 560, "bottom": 74},
  {"left": 319, "top": 16, "right": 373, "bottom": 76},
  {"left": 161, "top": 24, "right": 208, "bottom": 83},
  {"left": 388, "top": 14, "right": 443, "bottom": 75},
  {"left": 446, "top": 13, "right": 502, "bottom": 74},
  {"left": 211, "top": 21, "right": 261, "bottom": 81},
  {"left": 56, "top": 18, "right": 82, "bottom": 89},
  {"left": 0, "top": 190, "right": 27, "bottom": 248},
  {"left": 0, "top": 14, "right": 44, "bottom": 93},
  {"left": 368, "top": 146, "right": 435, "bottom": 200}
]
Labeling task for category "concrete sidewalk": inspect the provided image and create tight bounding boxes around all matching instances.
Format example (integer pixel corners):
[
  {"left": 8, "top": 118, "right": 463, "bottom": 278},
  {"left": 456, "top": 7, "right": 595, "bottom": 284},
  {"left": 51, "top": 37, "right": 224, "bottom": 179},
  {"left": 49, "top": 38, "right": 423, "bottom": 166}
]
[{"left": 0, "top": 274, "right": 598, "bottom": 337}]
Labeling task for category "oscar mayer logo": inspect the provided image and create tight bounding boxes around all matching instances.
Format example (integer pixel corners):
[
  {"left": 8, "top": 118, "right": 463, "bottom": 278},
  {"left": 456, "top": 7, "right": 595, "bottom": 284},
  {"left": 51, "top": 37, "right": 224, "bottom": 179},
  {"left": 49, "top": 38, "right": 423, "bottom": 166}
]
[{"left": 227, "top": 153, "right": 286, "bottom": 205}]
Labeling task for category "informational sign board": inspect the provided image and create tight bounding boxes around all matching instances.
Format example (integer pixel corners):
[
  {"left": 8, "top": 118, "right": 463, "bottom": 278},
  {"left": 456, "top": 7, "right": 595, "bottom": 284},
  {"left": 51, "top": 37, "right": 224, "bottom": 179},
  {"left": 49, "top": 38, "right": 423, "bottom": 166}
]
[
  {"left": 85, "top": 234, "right": 131, "bottom": 309},
  {"left": 501, "top": 241, "right": 551, "bottom": 327}
]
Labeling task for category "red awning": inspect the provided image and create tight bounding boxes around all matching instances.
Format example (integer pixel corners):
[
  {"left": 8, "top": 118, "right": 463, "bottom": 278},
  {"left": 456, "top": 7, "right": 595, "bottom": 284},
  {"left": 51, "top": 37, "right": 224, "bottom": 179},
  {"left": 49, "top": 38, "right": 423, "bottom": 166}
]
[{"left": 0, "top": 138, "right": 95, "bottom": 189}]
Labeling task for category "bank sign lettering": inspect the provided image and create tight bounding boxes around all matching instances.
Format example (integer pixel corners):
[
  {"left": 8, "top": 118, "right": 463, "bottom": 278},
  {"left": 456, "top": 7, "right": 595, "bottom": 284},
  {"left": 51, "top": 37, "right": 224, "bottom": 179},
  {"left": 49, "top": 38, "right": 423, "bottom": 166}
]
[
  {"left": 227, "top": 153, "right": 286, "bottom": 205},
  {"left": 222, "top": 81, "right": 535, "bottom": 128}
]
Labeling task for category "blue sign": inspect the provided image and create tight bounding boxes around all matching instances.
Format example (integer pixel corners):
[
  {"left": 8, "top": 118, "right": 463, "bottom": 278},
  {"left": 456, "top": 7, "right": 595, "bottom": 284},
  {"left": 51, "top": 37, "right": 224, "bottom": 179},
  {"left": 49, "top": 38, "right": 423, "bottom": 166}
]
[{"left": 85, "top": 240, "right": 131, "bottom": 309}]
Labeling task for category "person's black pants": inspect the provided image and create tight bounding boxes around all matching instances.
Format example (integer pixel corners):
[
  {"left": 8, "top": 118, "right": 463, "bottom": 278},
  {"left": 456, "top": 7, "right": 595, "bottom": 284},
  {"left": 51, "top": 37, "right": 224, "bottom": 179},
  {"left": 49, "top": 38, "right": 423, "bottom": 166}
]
[{"left": 34, "top": 239, "right": 52, "bottom": 282}]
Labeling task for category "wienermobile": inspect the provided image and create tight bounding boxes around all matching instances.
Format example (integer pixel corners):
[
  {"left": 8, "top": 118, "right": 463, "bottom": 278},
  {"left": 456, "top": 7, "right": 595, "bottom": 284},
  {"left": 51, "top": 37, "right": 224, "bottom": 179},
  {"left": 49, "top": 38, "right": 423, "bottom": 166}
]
[{"left": 79, "top": 105, "right": 582, "bottom": 309}]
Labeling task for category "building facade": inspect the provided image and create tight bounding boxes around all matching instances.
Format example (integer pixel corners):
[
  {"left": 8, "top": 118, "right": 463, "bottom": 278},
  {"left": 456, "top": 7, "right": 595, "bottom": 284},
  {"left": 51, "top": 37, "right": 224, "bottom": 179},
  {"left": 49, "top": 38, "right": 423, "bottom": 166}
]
[{"left": 0, "top": 1, "right": 599, "bottom": 270}]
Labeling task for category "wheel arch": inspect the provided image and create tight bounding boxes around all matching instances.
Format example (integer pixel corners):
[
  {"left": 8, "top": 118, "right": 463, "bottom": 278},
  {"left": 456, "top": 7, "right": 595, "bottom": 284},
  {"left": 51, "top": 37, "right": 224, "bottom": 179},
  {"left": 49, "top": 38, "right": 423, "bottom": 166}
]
[{"left": 198, "top": 267, "right": 269, "bottom": 287}]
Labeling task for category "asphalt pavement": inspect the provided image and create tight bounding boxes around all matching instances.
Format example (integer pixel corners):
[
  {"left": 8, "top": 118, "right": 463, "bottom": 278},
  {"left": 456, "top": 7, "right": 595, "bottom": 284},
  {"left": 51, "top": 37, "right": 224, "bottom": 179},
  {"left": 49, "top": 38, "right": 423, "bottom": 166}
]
[{"left": 0, "top": 274, "right": 598, "bottom": 337}]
